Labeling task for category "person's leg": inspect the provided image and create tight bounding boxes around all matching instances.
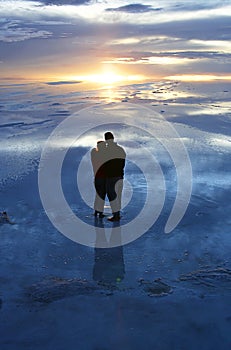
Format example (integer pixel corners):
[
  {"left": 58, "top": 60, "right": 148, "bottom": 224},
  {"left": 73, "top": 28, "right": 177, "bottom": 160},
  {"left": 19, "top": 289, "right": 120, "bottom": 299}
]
[
  {"left": 115, "top": 178, "right": 123, "bottom": 212},
  {"left": 94, "top": 178, "right": 106, "bottom": 216},
  {"left": 106, "top": 177, "right": 123, "bottom": 220},
  {"left": 106, "top": 178, "right": 116, "bottom": 201}
]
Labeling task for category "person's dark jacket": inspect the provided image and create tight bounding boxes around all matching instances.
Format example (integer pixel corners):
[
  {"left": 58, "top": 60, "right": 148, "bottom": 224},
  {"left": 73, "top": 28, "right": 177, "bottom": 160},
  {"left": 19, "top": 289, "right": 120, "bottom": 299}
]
[{"left": 105, "top": 142, "right": 126, "bottom": 178}]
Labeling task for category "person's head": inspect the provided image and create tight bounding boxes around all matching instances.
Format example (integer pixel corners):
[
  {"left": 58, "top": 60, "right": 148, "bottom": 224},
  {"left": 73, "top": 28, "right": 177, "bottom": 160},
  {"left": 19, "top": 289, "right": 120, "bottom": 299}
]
[
  {"left": 97, "top": 140, "right": 106, "bottom": 151},
  {"left": 104, "top": 131, "right": 114, "bottom": 141}
]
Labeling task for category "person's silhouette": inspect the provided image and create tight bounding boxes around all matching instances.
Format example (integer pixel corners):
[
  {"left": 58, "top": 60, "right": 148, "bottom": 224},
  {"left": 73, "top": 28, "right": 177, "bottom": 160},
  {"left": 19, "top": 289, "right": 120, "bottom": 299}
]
[
  {"left": 104, "top": 132, "right": 126, "bottom": 222},
  {"left": 91, "top": 140, "right": 107, "bottom": 218}
]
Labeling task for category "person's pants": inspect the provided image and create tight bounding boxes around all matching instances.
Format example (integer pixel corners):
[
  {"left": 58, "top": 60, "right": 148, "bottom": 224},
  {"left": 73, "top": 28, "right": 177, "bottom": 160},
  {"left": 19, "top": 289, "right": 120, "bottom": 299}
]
[
  {"left": 106, "top": 177, "right": 123, "bottom": 214},
  {"left": 94, "top": 178, "right": 106, "bottom": 213}
]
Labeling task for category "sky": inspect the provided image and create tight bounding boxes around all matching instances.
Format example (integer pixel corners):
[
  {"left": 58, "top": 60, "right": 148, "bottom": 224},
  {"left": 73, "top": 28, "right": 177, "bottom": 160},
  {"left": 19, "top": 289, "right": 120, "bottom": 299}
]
[{"left": 0, "top": 0, "right": 231, "bottom": 84}]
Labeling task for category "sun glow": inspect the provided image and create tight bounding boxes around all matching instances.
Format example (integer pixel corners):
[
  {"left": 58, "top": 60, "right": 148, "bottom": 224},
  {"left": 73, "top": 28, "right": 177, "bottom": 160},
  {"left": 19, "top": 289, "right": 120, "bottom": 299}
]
[
  {"left": 68, "top": 70, "right": 145, "bottom": 86},
  {"left": 87, "top": 72, "right": 124, "bottom": 84}
]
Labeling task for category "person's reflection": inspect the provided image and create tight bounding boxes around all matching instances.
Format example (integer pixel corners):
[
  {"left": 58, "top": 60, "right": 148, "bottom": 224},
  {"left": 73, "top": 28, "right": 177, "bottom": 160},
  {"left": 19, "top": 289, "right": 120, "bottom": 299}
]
[{"left": 93, "top": 220, "right": 125, "bottom": 287}]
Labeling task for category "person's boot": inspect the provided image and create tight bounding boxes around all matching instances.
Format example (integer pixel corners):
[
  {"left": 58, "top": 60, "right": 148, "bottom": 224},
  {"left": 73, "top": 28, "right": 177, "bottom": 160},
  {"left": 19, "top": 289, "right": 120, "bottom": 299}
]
[
  {"left": 107, "top": 211, "right": 120, "bottom": 222},
  {"left": 94, "top": 211, "right": 105, "bottom": 218}
]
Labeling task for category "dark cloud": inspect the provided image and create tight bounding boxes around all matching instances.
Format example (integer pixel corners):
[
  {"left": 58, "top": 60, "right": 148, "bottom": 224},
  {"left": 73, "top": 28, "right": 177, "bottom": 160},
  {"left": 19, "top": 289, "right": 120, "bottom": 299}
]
[
  {"left": 163, "top": 51, "right": 231, "bottom": 60},
  {"left": 32, "top": 0, "right": 91, "bottom": 4},
  {"left": 105, "top": 4, "right": 162, "bottom": 13},
  {"left": 46, "top": 80, "right": 82, "bottom": 85},
  {"left": 127, "top": 51, "right": 231, "bottom": 60}
]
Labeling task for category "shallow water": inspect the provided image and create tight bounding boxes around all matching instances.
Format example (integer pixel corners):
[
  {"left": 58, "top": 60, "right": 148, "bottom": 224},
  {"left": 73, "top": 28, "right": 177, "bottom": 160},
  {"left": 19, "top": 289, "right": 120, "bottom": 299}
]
[{"left": 1, "top": 80, "right": 231, "bottom": 349}]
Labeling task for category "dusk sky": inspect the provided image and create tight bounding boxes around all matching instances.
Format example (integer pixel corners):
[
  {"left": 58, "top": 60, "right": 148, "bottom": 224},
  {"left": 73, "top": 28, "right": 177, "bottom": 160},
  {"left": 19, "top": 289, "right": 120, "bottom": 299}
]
[{"left": 1, "top": 0, "right": 231, "bottom": 84}]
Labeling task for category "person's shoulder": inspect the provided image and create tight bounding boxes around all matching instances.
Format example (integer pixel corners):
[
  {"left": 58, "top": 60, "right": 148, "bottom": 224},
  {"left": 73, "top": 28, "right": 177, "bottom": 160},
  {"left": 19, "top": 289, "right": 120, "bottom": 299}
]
[
  {"left": 91, "top": 147, "right": 97, "bottom": 155},
  {"left": 115, "top": 144, "right": 126, "bottom": 158},
  {"left": 117, "top": 143, "right": 126, "bottom": 153},
  {"left": 114, "top": 142, "right": 123, "bottom": 149}
]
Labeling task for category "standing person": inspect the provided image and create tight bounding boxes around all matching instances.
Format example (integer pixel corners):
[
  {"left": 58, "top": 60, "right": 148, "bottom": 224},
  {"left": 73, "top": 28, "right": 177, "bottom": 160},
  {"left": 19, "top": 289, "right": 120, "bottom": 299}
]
[
  {"left": 104, "top": 132, "right": 126, "bottom": 222},
  {"left": 91, "top": 140, "right": 107, "bottom": 218}
]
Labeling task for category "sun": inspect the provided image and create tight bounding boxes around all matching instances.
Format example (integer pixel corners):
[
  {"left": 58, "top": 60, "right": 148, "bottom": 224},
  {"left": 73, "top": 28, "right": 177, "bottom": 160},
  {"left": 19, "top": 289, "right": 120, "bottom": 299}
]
[
  {"left": 84, "top": 71, "right": 124, "bottom": 85},
  {"left": 67, "top": 69, "right": 124, "bottom": 86},
  {"left": 64, "top": 69, "right": 145, "bottom": 86}
]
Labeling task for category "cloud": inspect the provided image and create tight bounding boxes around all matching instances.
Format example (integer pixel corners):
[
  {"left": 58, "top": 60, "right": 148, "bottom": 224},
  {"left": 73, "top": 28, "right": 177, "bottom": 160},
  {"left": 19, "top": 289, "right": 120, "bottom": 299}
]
[
  {"left": 189, "top": 39, "right": 231, "bottom": 53},
  {"left": 157, "top": 51, "right": 231, "bottom": 60},
  {"left": 0, "top": 1, "right": 90, "bottom": 23},
  {"left": 135, "top": 49, "right": 231, "bottom": 60},
  {"left": 103, "top": 55, "right": 198, "bottom": 66},
  {"left": 1, "top": 0, "right": 231, "bottom": 79},
  {"left": 46, "top": 80, "right": 82, "bottom": 85},
  {"left": 27, "top": 0, "right": 91, "bottom": 4},
  {"left": 136, "top": 16, "right": 231, "bottom": 42},
  {"left": 105, "top": 4, "right": 163, "bottom": 13},
  {"left": 171, "top": 0, "right": 231, "bottom": 12},
  {"left": 101, "top": 3, "right": 231, "bottom": 27},
  {"left": 0, "top": 20, "right": 52, "bottom": 42}
]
